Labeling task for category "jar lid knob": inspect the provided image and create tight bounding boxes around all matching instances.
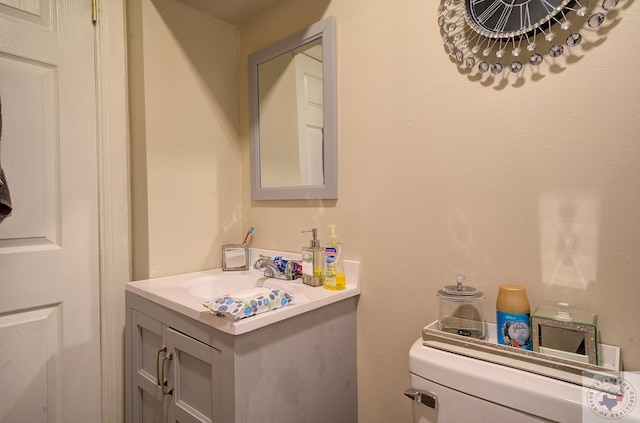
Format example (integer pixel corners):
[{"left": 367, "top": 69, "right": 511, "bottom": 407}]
[{"left": 455, "top": 274, "right": 466, "bottom": 290}]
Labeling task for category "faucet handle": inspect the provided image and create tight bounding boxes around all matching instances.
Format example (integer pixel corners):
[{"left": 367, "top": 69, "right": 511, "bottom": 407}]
[
  {"left": 284, "top": 260, "right": 302, "bottom": 279},
  {"left": 284, "top": 261, "right": 294, "bottom": 275},
  {"left": 253, "top": 255, "right": 272, "bottom": 269}
]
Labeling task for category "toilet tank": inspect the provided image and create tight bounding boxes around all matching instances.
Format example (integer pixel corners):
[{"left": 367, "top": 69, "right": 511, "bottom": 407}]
[{"left": 406, "top": 339, "right": 585, "bottom": 422}]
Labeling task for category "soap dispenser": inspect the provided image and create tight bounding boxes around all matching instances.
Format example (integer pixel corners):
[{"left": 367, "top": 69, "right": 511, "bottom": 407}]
[
  {"left": 323, "top": 224, "right": 346, "bottom": 290},
  {"left": 301, "top": 228, "right": 323, "bottom": 287}
]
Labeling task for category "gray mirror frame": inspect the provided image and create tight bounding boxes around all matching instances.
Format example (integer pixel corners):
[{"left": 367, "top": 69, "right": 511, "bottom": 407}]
[{"left": 249, "top": 16, "right": 337, "bottom": 201}]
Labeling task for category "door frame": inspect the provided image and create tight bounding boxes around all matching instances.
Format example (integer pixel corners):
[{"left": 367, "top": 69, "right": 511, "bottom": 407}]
[{"left": 95, "top": 1, "right": 130, "bottom": 421}]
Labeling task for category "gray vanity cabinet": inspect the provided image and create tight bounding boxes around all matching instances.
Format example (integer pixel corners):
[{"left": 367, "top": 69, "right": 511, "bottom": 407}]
[
  {"left": 129, "top": 308, "right": 224, "bottom": 423},
  {"left": 125, "top": 291, "right": 358, "bottom": 423}
]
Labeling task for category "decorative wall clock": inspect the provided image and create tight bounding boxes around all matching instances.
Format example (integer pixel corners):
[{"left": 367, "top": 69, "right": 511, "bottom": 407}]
[{"left": 437, "top": 0, "right": 621, "bottom": 74}]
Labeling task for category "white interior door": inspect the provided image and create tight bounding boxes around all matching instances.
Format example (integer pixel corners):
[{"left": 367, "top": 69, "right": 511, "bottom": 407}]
[
  {"left": 0, "top": 0, "right": 101, "bottom": 421},
  {"left": 295, "top": 50, "right": 324, "bottom": 186}
]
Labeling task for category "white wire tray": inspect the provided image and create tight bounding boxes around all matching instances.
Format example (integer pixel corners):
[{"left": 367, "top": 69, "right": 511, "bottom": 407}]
[{"left": 423, "top": 320, "right": 622, "bottom": 391}]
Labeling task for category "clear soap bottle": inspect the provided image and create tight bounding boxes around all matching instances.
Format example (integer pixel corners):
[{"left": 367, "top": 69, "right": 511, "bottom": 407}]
[
  {"left": 323, "top": 224, "right": 346, "bottom": 290},
  {"left": 301, "top": 228, "right": 323, "bottom": 287}
]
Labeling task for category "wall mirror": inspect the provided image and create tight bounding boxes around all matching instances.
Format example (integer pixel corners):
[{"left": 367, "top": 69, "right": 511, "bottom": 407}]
[{"left": 249, "top": 16, "right": 337, "bottom": 200}]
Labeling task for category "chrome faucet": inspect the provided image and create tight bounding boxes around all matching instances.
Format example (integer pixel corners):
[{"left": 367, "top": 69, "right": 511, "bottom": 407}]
[{"left": 253, "top": 255, "right": 299, "bottom": 280}]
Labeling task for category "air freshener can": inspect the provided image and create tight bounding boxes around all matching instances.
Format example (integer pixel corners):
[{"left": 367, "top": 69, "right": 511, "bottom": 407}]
[{"left": 496, "top": 284, "right": 532, "bottom": 350}]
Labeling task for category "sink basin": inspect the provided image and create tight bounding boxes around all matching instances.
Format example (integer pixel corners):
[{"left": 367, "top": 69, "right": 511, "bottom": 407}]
[{"left": 183, "top": 272, "right": 296, "bottom": 300}]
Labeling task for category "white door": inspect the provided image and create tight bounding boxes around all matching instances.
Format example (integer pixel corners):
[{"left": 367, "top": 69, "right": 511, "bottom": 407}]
[
  {"left": 0, "top": 0, "right": 101, "bottom": 421},
  {"left": 294, "top": 49, "right": 324, "bottom": 186}
]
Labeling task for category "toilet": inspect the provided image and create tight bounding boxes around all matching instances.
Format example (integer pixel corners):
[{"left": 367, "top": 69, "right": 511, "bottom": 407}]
[{"left": 406, "top": 338, "right": 586, "bottom": 422}]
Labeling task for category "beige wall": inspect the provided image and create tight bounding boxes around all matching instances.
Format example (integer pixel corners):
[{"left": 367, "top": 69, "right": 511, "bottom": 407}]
[
  {"left": 130, "top": 0, "right": 640, "bottom": 421},
  {"left": 240, "top": 1, "right": 640, "bottom": 422},
  {"left": 128, "top": 0, "right": 244, "bottom": 279}
]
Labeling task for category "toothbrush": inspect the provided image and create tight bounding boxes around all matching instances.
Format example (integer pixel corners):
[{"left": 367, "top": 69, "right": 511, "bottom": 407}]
[{"left": 242, "top": 226, "right": 254, "bottom": 245}]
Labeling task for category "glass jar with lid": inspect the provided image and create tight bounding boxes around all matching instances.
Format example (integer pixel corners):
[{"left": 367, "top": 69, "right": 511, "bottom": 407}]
[{"left": 436, "top": 274, "right": 485, "bottom": 339}]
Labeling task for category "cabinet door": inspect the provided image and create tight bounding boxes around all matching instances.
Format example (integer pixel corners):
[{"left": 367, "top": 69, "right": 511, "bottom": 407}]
[
  {"left": 166, "top": 328, "right": 223, "bottom": 423},
  {"left": 131, "top": 311, "right": 167, "bottom": 423}
]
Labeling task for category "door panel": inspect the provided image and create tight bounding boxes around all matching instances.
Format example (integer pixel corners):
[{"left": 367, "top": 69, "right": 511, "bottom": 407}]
[
  {"left": 0, "top": 56, "right": 58, "bottom": 249},
  {"left": 0, "top": 305, "right": 60, "bottom": 422},
  {"left": 0, "top": 0, "right": 53, "bottom": 29},
  {"left": 0, "top": 0, "right": 100, "bottom": 421}
]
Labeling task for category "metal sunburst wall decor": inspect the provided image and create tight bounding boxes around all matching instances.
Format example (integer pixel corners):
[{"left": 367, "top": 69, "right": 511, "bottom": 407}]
[{"left": 437, "top": 0, "right": 621, "bottom": 75}]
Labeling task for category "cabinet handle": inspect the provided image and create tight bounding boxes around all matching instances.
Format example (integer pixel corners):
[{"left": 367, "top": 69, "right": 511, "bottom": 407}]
[
  {"left": 404, "top": 388, "right": 438, "bottom": 410},
  {"left": 156, "top": 345, "right": 167, "bottom": 387},
  {"left": 160, "top": 352, "right": 173, "bottom": 396}
]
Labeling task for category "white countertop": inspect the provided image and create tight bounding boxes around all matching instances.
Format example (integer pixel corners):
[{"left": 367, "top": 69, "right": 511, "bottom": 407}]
[{"left": 126, "top": 248, "right": 361, "bottom": 335}]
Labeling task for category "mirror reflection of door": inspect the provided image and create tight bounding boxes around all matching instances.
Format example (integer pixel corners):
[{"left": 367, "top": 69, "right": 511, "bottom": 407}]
[
  {"left": 295, "top": 44, "right": 324, "bottom": 186},
  {"left": 258, "top": 39, "right": 323, "bottom": 188}
]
